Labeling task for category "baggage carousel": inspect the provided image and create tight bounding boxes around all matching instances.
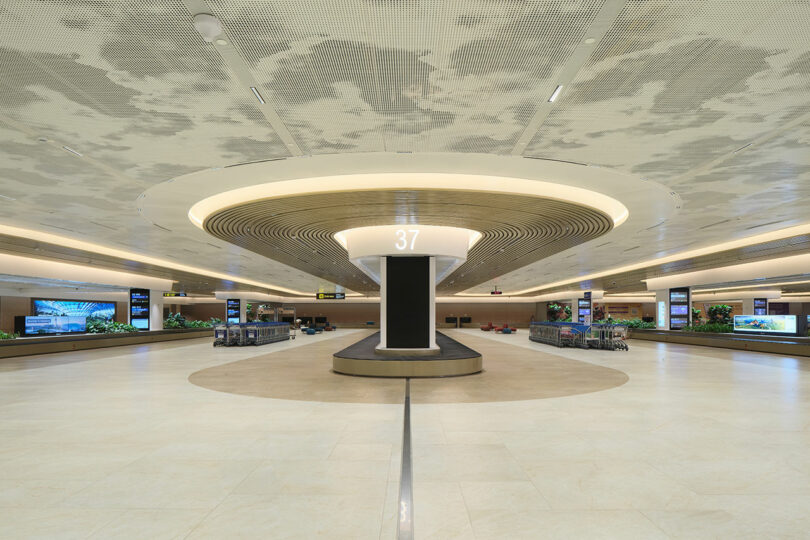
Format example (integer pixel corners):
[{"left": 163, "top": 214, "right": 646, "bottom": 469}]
[{"left": 333, "top": 331, "right": 482, "bottom": 378}]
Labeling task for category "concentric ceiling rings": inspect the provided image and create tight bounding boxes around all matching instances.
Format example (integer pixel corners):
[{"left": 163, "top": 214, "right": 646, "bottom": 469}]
[{"left": 203, "top": 190, "right": 613, "bottom": 294}]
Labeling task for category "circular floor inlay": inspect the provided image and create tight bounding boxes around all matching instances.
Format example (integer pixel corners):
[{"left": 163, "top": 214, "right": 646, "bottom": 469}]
[{"left": 188, "top": 331, "right": 629, "bottom": 404}]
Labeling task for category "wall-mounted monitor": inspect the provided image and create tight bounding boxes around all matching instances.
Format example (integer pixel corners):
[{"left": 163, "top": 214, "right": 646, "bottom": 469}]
[
  {"left": 33, "top": 299, "right": 115, "bottom": 321},
  {"left": 15, "top": 316, "right": 86, "bottom": 336},
  {"left": 460, "top": 316, "right": 472, "bottom": 324},
  {"left": 129, "top": 289, "right": 150, "bottom": 330},
  {"left": 226, "top": 299, "right": 241, "bottom": 324},
  {"left": 734, "top": 315, "right": 797, "bottom": 335}
]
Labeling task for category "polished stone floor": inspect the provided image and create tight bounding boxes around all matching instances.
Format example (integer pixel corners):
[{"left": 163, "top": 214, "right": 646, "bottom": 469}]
[{"left": 1, "top": 328, "right": 809, "bottom": 539}]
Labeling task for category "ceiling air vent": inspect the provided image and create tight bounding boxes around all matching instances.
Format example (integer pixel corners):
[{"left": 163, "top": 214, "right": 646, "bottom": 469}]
[{"left": 698, "top": 219, "right": 730, "bottom": 230}]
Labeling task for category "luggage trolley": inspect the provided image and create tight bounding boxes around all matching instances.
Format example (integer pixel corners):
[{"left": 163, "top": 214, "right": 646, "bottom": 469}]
[
  {"left": 591, "top": 324, "right": 629, "bottom": 351},
  {"left": 213, "top": 324, "right": 228, "bottom": 347}
]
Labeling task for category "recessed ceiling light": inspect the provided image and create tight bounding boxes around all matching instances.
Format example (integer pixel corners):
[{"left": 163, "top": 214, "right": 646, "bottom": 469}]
[
  {"left": 584, "top": 38, "right": 596, "bottom": 44},
  {"left": 215, "top": 38, "right": 228, "bottom": 45},
  {"left": 250, "top": 86, "right": 265, "bottom": 104},
  {"left": 548, "top": 85, "right": 563, "bottom": 103},
  {"left": 37, "top": 136, "right": 48, "bottom": 142},
  {"left": 62, "top": 145, "right": 82, "bottom": 157}
]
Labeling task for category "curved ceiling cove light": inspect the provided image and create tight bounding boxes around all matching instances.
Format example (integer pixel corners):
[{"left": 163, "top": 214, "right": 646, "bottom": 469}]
[
  {"left": 0, "top": 224, "right": 311, "bottom": 296},
  {"left": 188, "top": 172, "right": 630, "bottom": 229},
  {"left": 140, "top": 153, "right": 677, "bottom": 296},
  {"left": 507, "top": 221, "right": 810, "bottom": 296}
]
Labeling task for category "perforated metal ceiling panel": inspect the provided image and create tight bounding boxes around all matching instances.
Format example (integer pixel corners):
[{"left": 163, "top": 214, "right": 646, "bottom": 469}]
[
  {"left": 0, "top": 0, "right": 808, "bottom": 295},
  {"left": 208, "top": 0, "right": 606, "bottom": 154},
  {"left": 203, "top": 190, "right": 613, "bottom": 294}
]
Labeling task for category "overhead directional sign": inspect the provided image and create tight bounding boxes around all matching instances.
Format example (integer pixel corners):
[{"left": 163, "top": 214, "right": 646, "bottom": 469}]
[{"left": 316, "top": 292, "right": 345, "bottom": 300}]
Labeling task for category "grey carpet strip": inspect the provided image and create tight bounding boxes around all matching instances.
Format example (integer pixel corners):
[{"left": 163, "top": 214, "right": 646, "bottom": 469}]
[{"left": 397, "top": 378, "right": 414, "bottom": 540}]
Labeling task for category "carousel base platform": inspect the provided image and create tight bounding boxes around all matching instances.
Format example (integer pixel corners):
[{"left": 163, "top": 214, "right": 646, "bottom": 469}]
[{"left": 333, "top": 331, "right": 482, "bottom": 378}]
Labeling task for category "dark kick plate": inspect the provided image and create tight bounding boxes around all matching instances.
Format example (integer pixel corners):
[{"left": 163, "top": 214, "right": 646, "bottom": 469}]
[{"left": 334, "top": 332, "right": 480, "bottom": 361}]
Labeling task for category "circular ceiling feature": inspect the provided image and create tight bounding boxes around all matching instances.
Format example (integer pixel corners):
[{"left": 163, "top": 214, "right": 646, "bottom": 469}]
[
  {"left": 140, "top": 153, "right": 677, "bottom": 296},
  {"left": 203, "top": 189, "right": 613, "bottom": 294}
]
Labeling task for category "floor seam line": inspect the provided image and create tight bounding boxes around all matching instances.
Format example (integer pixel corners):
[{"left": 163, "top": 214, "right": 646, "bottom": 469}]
[{"left": 397, "top": 378, "right": 413, "bottom": 540}]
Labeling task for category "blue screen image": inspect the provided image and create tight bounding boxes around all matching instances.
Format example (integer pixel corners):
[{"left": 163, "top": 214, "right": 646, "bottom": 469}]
[{"left": 33, "top": 300, "right": 115, "bottom": 321}]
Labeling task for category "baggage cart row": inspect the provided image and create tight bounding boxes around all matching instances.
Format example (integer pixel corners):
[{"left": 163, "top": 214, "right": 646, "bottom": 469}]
[
  {"left": 529, "top": 322, "right": 628, "bottom": 351},
  {"left": 213, "top": 322, "right": 291, "bottom": 347}
]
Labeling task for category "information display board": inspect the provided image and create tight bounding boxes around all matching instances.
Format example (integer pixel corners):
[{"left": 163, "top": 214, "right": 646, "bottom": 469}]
[
  {"left": 226, "top": 299, "right": 241, "bottom": 324},
  {"left": 577, "top": 297, "right": 591, "bottom": 324},
  {"left": 669, "top": 287, "right": 690, "bottom": 330},
  {"left": 753, "top": 298, "right": 768, "bottom": 316},
  {"left": 734, "top": 314, "right": 797, "bottom": 335},
  {"left": 129, "top": 289, "right": 150, "bottom": 330}
]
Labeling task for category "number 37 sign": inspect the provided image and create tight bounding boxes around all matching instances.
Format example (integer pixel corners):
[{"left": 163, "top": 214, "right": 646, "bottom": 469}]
[
  {"left": 394, "top": 229, "right": 420, "bottom": 251},
  {"left": 335, "top": 224, "right": 479, "bottom": 259}
]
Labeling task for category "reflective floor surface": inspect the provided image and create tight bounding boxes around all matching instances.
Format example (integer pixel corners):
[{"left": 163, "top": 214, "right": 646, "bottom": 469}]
[{"left": 1, "top": 328, "right": 809, "bottom": 539}]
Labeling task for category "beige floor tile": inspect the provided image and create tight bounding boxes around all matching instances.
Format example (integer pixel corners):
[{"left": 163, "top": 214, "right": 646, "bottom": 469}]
[
  {"left": 470, "top": 508, "right": 669, "bottom": 540},
  {"left": 412, "top": 482, "right": 474, "bottom": 540},
  {"left": 232, "top": 459, "right": 389, "bottom": 496},
  {"left": 526, "top": 460, "right": 702, "bottom": 510},
  {"left": 186, "top": 492, "right": 384, "bottom": 539},
  {"left": 460, "top": 480, "right": 550, "bottom": 512},
  {"left": 0, "top": 507, "right": 122, "bottom": 540},
  {"left": 412, "top": 443, "right": 527, "bottom": 482},
  {"left": 87, "top": 508, "right": 209, "bottom": 539},
  {"left": 330, "top": 443, "right": 392, "bottom": 461}
]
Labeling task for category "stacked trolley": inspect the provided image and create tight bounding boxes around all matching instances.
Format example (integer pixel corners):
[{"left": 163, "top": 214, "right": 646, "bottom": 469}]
[
  {"left": 590, "top": 323, "right": 629, "bottom": 350},
  {"left": 214, "top": 321, "right": 291, "bottom": 347},
  {"left": 529, "top": 321, "right": 628, "bottom": 351}
]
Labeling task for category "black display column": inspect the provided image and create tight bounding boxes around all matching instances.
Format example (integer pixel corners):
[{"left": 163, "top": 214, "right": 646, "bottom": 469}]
[{"left": 384, "top": 256, "right": 431, "bottom": 349}]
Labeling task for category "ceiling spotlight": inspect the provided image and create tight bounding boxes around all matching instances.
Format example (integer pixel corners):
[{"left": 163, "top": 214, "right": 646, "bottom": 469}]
[
  {"left": 250, "top": 86, "right": 265, "bottom": 104},
  {"left": 215, "top": 38, "right": 228, "bottom": 46},
  {"left": 192, "top": 13, "right": 224, "bottom": 43},
  {"left": 548, "top": 85, "right": 563, "bottom": 103},
  {"left": 37, "top": 136, "right": 48, "bottom": 142},
  {"left": 584, "top": 38, "right": 596, "bottom": 44}
]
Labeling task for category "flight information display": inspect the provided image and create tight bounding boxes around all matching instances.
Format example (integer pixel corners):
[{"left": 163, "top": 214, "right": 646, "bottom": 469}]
[
  {"left": 129, "top": 289, "right": 150, "bottom": 330},
  {"left": 226, "top": 299, "right": 241, "bottom": 324},
  {"left": 669, "top": 287, "right": 690, "bottom": 330}
]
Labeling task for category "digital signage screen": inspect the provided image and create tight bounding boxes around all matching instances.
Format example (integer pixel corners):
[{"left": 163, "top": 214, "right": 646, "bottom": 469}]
[
  {"left": 753, "top": 298, "right": 768, "bottom": 316},
  {"left": 670, "top": 317, "right": 689, "bottom": 330},
  {"left": 226, "top": 299, "right": 241, "bottom": 324},
  {"left": 23, "top": 316, "right": 86, "bottom": 335},
  {"left": 33, "top": 299, "right": 115, "bottom": 321},
  {"left": 670, "top": 305, "right": 689, "bottom": 316},
  {"left": 129, "top": 289, "right": 150, "bottom": 331},
  {"left": 669, "top": 291, "right": 688, "bottom": 302},
  {"left": 669, "top": 287, "right": 690, "bottom": 330},
  {"left": 734, "top": 315, "right": 797, "bottom": 335}
]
